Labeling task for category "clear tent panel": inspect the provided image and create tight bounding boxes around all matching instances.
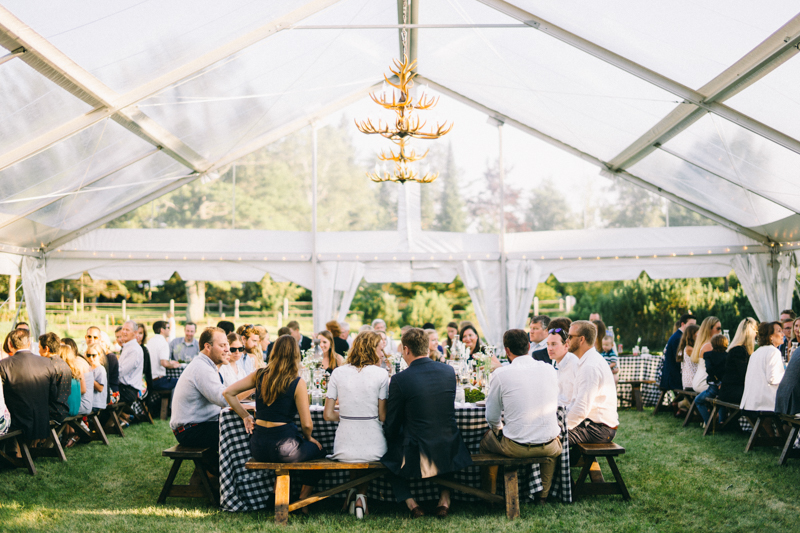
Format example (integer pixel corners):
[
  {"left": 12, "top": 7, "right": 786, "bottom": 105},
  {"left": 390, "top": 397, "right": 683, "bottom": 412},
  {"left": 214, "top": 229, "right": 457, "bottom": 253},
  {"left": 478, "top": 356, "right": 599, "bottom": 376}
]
[
  {"left": 503, "top": 0, "right": 800, "bottom": 90},
  {"left": 137, "top": 26, "right": 398, "bottom": 163},
  {"left": 3, "top": 0, "right": 302, "bottom": 93},
  {"left": 628, "top": 148, "right": 793, "bottom": 229},
  {"left": 0, "top": 57, "right": 93, "bottom": 157},
  {"left": 20, "top": 151, "right": 188, "bottom": 245},
  {"left": 0, "top": 119, "right": 154, "bottom": 225},
  {"left": 658, "top": 113, "right": 800, "bottom": 213},
  {"left": 726, "top": 54, "right": 800, "bottom": 144},
  {"left": 416, "top": 1, "right": 680, "bottom": 162}
]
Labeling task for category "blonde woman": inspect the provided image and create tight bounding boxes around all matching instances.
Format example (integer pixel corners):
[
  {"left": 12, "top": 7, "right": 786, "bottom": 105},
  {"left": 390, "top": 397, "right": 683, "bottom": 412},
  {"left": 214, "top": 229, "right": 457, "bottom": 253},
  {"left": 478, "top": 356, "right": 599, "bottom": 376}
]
[
  {"left": 223, "top": 335, "right": 325, "bottom": 508},
  {"left": 426, "top": 329, "right": 443, "bottom": 362},
  {"left": 689, "top": 316, "right": 722, "bottom": 393},
  {"left": 323, "top": 331, "right": 389, "bottom": 518}
]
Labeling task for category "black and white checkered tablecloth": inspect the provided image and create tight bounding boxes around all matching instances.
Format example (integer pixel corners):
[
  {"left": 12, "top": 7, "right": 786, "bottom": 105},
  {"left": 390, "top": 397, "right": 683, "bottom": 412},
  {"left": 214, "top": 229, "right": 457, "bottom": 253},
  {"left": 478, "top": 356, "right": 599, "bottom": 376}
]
[
  {"left": 165, "top": 364, "right": 187, "bottom": 380},
  {"left": 616, "top": 355, "right": 665, "bottom": 407},
  {"left": 219, "top": 405, "right": 571, "bottom": 512}
]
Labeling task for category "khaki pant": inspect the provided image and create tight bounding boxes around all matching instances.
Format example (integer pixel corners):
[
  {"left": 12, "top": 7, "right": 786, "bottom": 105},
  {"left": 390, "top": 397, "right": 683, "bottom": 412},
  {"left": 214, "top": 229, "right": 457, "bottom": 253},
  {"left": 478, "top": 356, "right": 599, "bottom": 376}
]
[{"left": 479, "top": 430, "right": 562, "bottom": 498}]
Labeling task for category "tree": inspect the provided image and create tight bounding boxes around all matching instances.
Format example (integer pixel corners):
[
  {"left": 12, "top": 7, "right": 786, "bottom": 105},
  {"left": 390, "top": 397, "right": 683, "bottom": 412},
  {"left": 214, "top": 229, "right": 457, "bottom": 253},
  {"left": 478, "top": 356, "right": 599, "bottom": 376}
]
[
  {"left": 601, "top": 178, "right": 665, "bottom": 228},
  {"left": 526, "top": 180, "right": 580, "bottom": 231},
  {"left": 466, "top": 158, "right": 526, "bottom": 233},
  {"left": 432, "top": 142, "right": 467, "bottom": 232},
  {"left": 403, "top": 289, "right": 454, "bottom": 328}
]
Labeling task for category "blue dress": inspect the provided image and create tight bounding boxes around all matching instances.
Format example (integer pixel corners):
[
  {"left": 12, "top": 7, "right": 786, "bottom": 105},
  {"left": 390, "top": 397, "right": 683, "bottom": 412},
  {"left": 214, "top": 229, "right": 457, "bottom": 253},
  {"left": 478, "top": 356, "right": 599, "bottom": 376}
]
[{"left": 659, "top": 329, "right": 683, "bottom": 391}]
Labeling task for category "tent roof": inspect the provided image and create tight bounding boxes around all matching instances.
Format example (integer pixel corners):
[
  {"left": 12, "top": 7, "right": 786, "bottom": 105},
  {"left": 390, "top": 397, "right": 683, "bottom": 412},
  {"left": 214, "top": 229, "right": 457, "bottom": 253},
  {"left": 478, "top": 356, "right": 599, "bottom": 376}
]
[{"left": 2, "top": 0, "right": 800, "bottom": 255}]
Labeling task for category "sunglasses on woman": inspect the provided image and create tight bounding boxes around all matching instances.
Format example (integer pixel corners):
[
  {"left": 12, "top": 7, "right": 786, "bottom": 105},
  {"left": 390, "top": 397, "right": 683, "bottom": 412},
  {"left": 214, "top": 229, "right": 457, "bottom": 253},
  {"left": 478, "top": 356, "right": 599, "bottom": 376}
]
[{"left": 230, "top": 346, "right": 244, "bottom": 352}]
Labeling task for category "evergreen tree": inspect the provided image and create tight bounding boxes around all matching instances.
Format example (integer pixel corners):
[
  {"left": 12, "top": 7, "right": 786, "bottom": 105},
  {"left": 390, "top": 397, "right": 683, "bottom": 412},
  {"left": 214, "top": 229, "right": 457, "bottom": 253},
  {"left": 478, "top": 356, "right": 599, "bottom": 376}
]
[
  {"left": 467, "top": 157, "right": 525, "bottom": 233},
  {"left": 433, "top": 142, "right": 467, "bottom": 232},
  {"left": 526, "top": 179, "right": 580, "bottom": 231}
]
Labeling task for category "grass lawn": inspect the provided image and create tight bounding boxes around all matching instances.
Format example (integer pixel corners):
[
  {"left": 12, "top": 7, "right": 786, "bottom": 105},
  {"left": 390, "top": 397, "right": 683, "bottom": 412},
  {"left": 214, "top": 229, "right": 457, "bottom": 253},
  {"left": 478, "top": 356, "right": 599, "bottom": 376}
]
[{"left": 2, "top": 409, "right": 799, "bottom": 533}]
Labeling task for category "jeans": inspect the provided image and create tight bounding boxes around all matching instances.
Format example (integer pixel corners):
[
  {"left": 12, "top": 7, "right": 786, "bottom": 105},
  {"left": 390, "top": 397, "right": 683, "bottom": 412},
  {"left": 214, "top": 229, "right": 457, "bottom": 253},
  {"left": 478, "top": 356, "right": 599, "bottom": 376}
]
[{"left": 695, "top": 383, "right": 719, "bottom": 425}]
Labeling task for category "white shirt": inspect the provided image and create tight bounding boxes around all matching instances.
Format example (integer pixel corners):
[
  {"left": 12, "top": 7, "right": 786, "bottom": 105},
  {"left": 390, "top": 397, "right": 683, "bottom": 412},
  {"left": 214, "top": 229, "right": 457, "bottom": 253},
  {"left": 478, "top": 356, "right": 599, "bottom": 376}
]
[
  {"left": 170, "top": 353, "right": 227, "bottom": 429},
  {"left": 220, "top": 361, "right": 246, "bottom": 387},
  {"left": 557, "top": 352, "right": 579, "bottom": 407},
  {"left": 147, "top": 334, "right": 170, "bottom": 380},
  {"left": 485, "top": 355, "right": 560, "bottom": 445},
  {"left": 740, "top": 345, "right": 785, "bottom": 411},
  {"left": 236, "top": 353, "right": 256, "bottom": 377},
  {"left": 567, "top": 347, "right": 619, "bottom": 430},
  {"left": 118, "top": 339, "right": 144, "bottom": 391}
]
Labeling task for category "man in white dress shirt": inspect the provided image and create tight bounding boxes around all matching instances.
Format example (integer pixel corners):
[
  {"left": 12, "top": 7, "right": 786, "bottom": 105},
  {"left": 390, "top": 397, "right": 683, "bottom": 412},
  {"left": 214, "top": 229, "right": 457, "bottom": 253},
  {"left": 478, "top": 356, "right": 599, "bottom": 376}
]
[
  {"left": 148, "top": 320, "right": 181, "bottom": 391},
  {"left": 546, "top": 327, "right": 579, "bottom": 407},
  {"left": 118, "top": 320, "right": 145, "bottom": 416},
  {"left": 480, "top": 329, "right": 562, "bottom": 501},
  {"left": 565, "top": 321, "right": 619, "bottom": 444}
]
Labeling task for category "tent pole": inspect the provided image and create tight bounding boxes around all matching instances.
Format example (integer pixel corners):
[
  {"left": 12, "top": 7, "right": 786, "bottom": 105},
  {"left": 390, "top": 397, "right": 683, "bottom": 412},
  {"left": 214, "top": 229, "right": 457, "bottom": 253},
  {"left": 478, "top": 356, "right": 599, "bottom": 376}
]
[
  {"left": 497, "top": 120, "right": 508, "bottom": 334},
  {"left": 311, "top": 124, "right": 319, "bottom": 334},
  {"left": 231, "top": 163, "right": 236, "bottom": 230}
]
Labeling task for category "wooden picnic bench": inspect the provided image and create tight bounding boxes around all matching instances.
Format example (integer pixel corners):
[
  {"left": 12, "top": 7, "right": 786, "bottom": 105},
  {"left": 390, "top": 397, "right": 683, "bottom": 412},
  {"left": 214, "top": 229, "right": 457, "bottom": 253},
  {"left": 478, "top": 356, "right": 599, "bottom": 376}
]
[
  {"left": 0, "top": 429, "right": 36, "bottom": 475},
  {"left": 743, "top": 411, "right": 786, "bottom": 453},
  {"left": 572, "top": 442, "right": 630, "bottom": 501},
  {"left": 158, "top": 445, "right": 218, "bottom": 506},
  {"left": 703, "top": 398, "right": 743, "bottom": 437},
  {"left": 245, "top": 454, "right": 546, "bottom": 525},
  {"left": 778, "top": 415, "right": 800, "bottom": 465}
]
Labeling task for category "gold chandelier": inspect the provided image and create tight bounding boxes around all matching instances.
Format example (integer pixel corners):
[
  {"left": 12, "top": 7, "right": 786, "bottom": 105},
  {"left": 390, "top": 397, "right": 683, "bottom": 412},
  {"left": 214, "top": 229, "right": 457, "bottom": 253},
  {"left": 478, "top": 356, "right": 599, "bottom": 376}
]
[{"left": 355, "top": 55, "right": 453, "bottom": 184}]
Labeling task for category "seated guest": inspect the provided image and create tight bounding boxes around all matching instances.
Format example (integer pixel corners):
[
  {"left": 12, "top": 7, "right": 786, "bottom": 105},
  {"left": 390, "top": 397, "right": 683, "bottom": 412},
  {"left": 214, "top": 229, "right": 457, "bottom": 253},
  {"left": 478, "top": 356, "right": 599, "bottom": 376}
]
[
  {"left": 340, "top": 321, "right": 352, "bottom": 348},
  {"left": 85, "top": 343, "right": 108, "bottom": 413},
  {"left": 117, "top": 320, "right": 145, "bottom": 418},
  {"left": 696, "top": 334, "right": 728, "bottom": 425},
  {"left": 86, "top": 326, "right": 116, "bottom": 401},
  {"left": 265, "top": 326, "right": 291, "bottom": 359},
  {"left": 324, "top": 331, "right": 389, "bottom": 517},
  {"left": 776, "top": 343, "right": 800, "bottom": 416},
  {"left": 317, "top": 330, "right": 345, "bottom": 373},
  {"left": 718, "top": 318, "right": 758, "bottom": 411},
  {"left": 64, "top": 344, "right": 93, "bottom": 417},
  {"left": 220, "top": 333, "right": 255, "bottom": 402},
  {"left": 529, "top": 315, "right": 551, "bottom": 354},
  {"left": 677, "top": 323, "right": 700, "bottom": 390},
  {"left": 224, "top": 335, "right": 325, "bottom": 506},
  {"left": 326, "top": 320, "right": 350, "bottom": 357},
  {"left": 599, "top": 335, "right": 619, "bottom": 383},
  {"left": 287, "top": 321, "right": 312, "bottom": 351},
  {"left": 565, "top": 321, "right": 619, "bottom": 444},
  {"left": 39, "top": 332, "right": 72, "bottom": 424},
  {"left": 0, "top": 330, "right": 56, "bottom": 441},
  {"left": 661, "top": 313, "right": 697, "bottom": 396},
  {"left": 237, "top": 324, "right": 265, "bottom": 370},
  {"left": 0, "top": 374, "right": 8, "bottom": 436},
  {"left": 425, "top": 329, "right": 443, "bottom": 361},
  {"left": 147, "top": 320, "right": 181, "bottom": 391},
  {"left": 217, "top": 320, "right": 235, "bottom": 335},
  {"left": 781, "top": 318, "right": 794, "bottom": 362},
  {"left": 444, "top": 321, "right": 458, "bottom": 355},
  {"left": 535, "top": 317, "right": 572, "bottom": 365},
  {"left": 740, "top": 321, "right": 785, "bottom": 412},
  {"left": 60, "top": 344, "right": 82, "bottom": 418},
  {"left": 481, "top": 329, "right": 561, "bottom": 502},
  {"left": 170, "top": 322, "right": 199, "bottom": 362},
  {"left": 170, "top": 327, "right": 231, "bottom": 476},
  {"left": 460, "top": 324, "right": 483, "bottom": 360},
  {"left": 254, "top": 325, "right": 270, "bottom": 361},
  {"left": 381, "top": 328, "right": 473, "bottom": 519},
  {"left": 686, "top": 317, "right": 721, "bottom": 393},
  {"left": 546, "top": 326, "right": 579, "bottom": 406}
]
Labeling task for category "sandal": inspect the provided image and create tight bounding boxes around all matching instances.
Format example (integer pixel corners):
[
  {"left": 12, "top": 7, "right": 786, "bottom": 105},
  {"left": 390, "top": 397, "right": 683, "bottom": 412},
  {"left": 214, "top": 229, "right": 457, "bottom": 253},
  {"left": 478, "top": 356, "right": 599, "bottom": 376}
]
[
  {"left": 354, "top": 494, "right": 367, "bottom": 519},
  {"left": 342, "top": 488, "right": 356, "bottom": 514},
  {"left": 65, "top": 436, "right": 80, "bottom": 448}
]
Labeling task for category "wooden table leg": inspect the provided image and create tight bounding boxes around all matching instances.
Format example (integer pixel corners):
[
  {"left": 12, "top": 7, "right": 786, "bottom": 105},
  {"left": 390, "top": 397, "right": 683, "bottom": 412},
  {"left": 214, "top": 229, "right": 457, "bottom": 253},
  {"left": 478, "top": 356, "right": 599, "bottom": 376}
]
[
  {"left": 503, "top": 467, "right": 519, "bottom": 520},
  {"left": 274, "top": 470, "right": 290, "bottom": 525},
  {"left": 631, "top": 385, "right": 643, "bottom": 411}
]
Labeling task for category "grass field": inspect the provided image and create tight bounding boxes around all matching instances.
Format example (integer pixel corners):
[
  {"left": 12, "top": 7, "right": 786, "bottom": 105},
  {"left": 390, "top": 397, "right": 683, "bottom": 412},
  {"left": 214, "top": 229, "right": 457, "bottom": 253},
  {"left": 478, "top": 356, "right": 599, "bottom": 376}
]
[{"left": 2, "top": 409, "right": 799, "bottom": 533}]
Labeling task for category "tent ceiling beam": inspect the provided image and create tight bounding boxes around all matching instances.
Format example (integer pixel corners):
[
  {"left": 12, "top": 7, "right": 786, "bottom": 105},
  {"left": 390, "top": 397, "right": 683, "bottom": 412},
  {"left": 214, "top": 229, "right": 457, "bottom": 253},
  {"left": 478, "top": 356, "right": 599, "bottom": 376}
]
[
  {"left": 477, "top": 0, "right": 800, "bottom": 160},
  {"left": 43, "top": 81, "right": 382, "bottom": 252},
  {"left": 0, "top": 0, "right": 342, "bottom": 173},
  {"left": 0, "top": 5, "right": 208, "bottom": 172},
  {"left": 0, "top": 45, "right": 23, "bottom": 65},
  {"left": 417, "top": 75, "right": 771, "bottom": 245},
  {"left": 0, "top": 148, "right": 162, "bottom": 233},
  {"left": 609, "top": 9, "right": 800, "bottom": 171}
]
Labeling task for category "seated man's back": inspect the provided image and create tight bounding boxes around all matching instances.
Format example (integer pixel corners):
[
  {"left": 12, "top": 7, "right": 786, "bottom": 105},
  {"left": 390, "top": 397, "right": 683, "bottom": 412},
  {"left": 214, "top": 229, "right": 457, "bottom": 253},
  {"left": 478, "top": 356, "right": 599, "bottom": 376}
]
[{"left": 0, "top": 336, "right": 56, "bottom": 440}]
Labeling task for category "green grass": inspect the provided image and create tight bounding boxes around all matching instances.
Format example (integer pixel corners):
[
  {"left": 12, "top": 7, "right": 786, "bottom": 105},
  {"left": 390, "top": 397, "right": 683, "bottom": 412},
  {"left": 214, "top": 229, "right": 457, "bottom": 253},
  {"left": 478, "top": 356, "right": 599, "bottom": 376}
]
[{"left": 2, "top": 410, "right": 799, "bottom": 533}]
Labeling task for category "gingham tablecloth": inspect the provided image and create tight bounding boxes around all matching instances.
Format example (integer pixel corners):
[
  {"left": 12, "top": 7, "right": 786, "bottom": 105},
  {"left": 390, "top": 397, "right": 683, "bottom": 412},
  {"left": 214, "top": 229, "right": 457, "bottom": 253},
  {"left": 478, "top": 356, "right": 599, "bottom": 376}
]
[
  {"left": 165, "top": 364, "right": 187, "bottom": 380},
  {"left": 617, "top": 355, "right": 665, "bottom": 407},
  {"left": 219, "top": 405, "right": 571, "bottom": 512}
]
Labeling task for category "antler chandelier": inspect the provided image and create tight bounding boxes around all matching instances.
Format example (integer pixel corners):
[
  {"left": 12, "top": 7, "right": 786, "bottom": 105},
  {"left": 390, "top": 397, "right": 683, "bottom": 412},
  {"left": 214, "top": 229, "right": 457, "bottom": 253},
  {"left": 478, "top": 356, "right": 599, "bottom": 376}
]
[{"left": 355, "top": 0, "right": 452, "bottom": 185}]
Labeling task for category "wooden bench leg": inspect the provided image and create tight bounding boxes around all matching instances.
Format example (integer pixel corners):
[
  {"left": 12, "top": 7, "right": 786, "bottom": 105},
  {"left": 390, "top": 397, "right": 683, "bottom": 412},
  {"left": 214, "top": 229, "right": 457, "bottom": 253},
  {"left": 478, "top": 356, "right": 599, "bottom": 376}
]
[
  {"left": 90, "top": 414, "right": 110, "bottom": 446},
  {"left": 703, "top": 404, "right": 719, "bottom": 436},
  {"left": 653, "top": 390, "right": 666, "bottom": 415},
  {"left": 503, "top": 467, "right": 519, "bottom": 520},
  {"left": 158, "top": 458, "right": 183, "bottom": 504},
  {"left": 481, "top": 465, "right": 499, "bottom": 495},
  {"left": 105, "top": 407, "right": 125, "bottom": 438},
  {"left": 779, "top": 426, "right": 799, "bottom": 466},
  {"left": 606, "top": 456, "right": 631, "bottom": 501},
  {"left": 274, "top": 470, "right": 290, "bottom": 525},
  {"left": 632, "top": 385, "right": 644, "bottom": 412},
  {"left": 193, "top": 459, "right": 219, "bottom": 506},
  {"left": 0, "top": 437, "right": 37, "bottom": 476}
]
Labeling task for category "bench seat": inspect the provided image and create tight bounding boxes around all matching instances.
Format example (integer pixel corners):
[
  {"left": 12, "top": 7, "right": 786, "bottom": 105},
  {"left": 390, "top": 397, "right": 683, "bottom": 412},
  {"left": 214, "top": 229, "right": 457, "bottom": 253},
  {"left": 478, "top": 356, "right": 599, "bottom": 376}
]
[
  {"left": 0, "top": 429, "right": 36, "bottom": 475},
  {"left": 573, "top": 443, "right": 630, "bottom": 501},
  {"left": 158, "top": 446, "right": 217, "bottom": 506}
]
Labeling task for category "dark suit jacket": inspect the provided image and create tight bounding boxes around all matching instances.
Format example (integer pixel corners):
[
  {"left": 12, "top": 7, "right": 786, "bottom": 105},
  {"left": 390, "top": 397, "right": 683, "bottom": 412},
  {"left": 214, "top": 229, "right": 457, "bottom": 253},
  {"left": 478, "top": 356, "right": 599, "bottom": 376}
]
[
  {"left": 299, "top": 335, "right": 312, "bottom": 352},
  {"left": 659, "top": 329, "right": 684, "bottom": 391},
  {"left": 718, "top": 345, "right": 749, "bottom": 404},
  {"left": 532, "top": 348, "right": 551, "bottom": 365},
  {"left": 333, "top": 337, "right": 349, "bottom": 357},
  {"left": 0, "top": 350, "right": 57, "bottom": 440},
  {"left": 776, "top": 347, "right": 800, "bottom": 415},
  {"left": 48, "top": 355, "right": 73, "bottom": 423},
  {"left": 381, "top": 357, "right": 472, "bottom": 479}
]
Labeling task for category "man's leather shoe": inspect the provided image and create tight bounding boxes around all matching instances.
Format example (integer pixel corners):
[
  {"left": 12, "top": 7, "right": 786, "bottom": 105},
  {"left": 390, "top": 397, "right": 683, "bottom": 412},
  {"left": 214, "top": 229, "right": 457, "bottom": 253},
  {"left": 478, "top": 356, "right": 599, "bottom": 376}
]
[
  {"left": 435, "top": 505, "right": 449, "bottom": 519},
  {"left": 410, "top": 506, "right": 425, "bottom": 519}
]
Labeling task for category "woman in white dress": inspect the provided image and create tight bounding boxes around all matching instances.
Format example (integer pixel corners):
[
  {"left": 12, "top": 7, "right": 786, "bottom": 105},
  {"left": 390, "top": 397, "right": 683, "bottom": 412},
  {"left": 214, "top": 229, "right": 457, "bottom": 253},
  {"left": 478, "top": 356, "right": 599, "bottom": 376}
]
[
  {"left": 741, "top": 321, "right": 786, "bottom": 413},
  {"left": 323, "top": 331, "right": 388, "bottom": 519}
]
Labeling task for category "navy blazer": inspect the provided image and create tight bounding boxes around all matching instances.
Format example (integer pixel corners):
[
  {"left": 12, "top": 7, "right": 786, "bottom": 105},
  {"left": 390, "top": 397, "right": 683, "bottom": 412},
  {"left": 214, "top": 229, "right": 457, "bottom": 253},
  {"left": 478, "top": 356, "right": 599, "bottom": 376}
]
[
  {"left": 381, "top": 357, "right": 473, "bottom": 479},
  {"left": 532, "top": 347, "right": 551, "bottom": 365},
  {"left": 0, "top": 350, "right": 58, "bottom": 440},
  {"left": 659, "top": 329, "right": 683, "bottom": 391}
]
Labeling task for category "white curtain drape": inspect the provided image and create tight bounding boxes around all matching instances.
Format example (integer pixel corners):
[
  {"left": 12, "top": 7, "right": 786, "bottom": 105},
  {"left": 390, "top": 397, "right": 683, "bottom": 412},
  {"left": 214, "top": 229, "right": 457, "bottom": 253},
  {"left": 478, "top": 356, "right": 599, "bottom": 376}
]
[
  {"left": 22, "top": 256, "right": 47, "bottom": 347},
  {"left": 458, "top": 260, "right": 503, "bottom": 346},
  {"left": 506, "top": 259, "right": 543, "bottom": 330},
  {"left": 731, "top": 252, "right": 797, "bottom": 322},
  {"left": 314, "top": 262, "right": 365, "bottom": 334}
]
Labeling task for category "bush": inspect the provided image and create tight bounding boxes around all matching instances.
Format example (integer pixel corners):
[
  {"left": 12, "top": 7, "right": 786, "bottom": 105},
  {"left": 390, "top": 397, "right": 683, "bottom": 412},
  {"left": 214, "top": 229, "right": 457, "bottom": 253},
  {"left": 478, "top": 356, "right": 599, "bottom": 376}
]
[{"left": 403, "top": 289, "right": 454, "bottom": 328}]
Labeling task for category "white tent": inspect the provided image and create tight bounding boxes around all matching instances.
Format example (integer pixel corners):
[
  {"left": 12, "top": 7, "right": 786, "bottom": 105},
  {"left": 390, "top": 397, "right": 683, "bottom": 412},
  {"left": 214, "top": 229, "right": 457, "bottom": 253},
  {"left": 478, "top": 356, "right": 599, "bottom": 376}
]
[{"left": 1, "top": 0, "right": 800, "bottom": 342}]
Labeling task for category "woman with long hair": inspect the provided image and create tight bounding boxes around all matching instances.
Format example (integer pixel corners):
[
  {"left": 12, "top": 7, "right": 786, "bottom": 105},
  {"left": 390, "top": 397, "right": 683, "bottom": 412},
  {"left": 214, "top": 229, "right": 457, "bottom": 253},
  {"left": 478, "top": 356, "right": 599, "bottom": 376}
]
[
  {"left": 459, "top": 325, "right": 483, "bottom": 360},
  {"left": 325, "top": 320, "right": 350, "bottom": 357},
  {"left": 317, "top": 330, "right": 345, "bottom": 373},
  {"left": 687, "top": 317, "right": 722, "bottom": 392},
  {"left": 223, "top": 335, "right": 326, "bottom": 507},
  {"left": 718, "top": 317, "right": 758, "bottom": 406},
  {"left": 740, "top": 321, "right": 786, "bottom": 413},
  {"left": 323, "top": 331, "right": 388, "bottom": 518},
  {"left": 677, "top": 324, "right": 700, "bottom": 387}
]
